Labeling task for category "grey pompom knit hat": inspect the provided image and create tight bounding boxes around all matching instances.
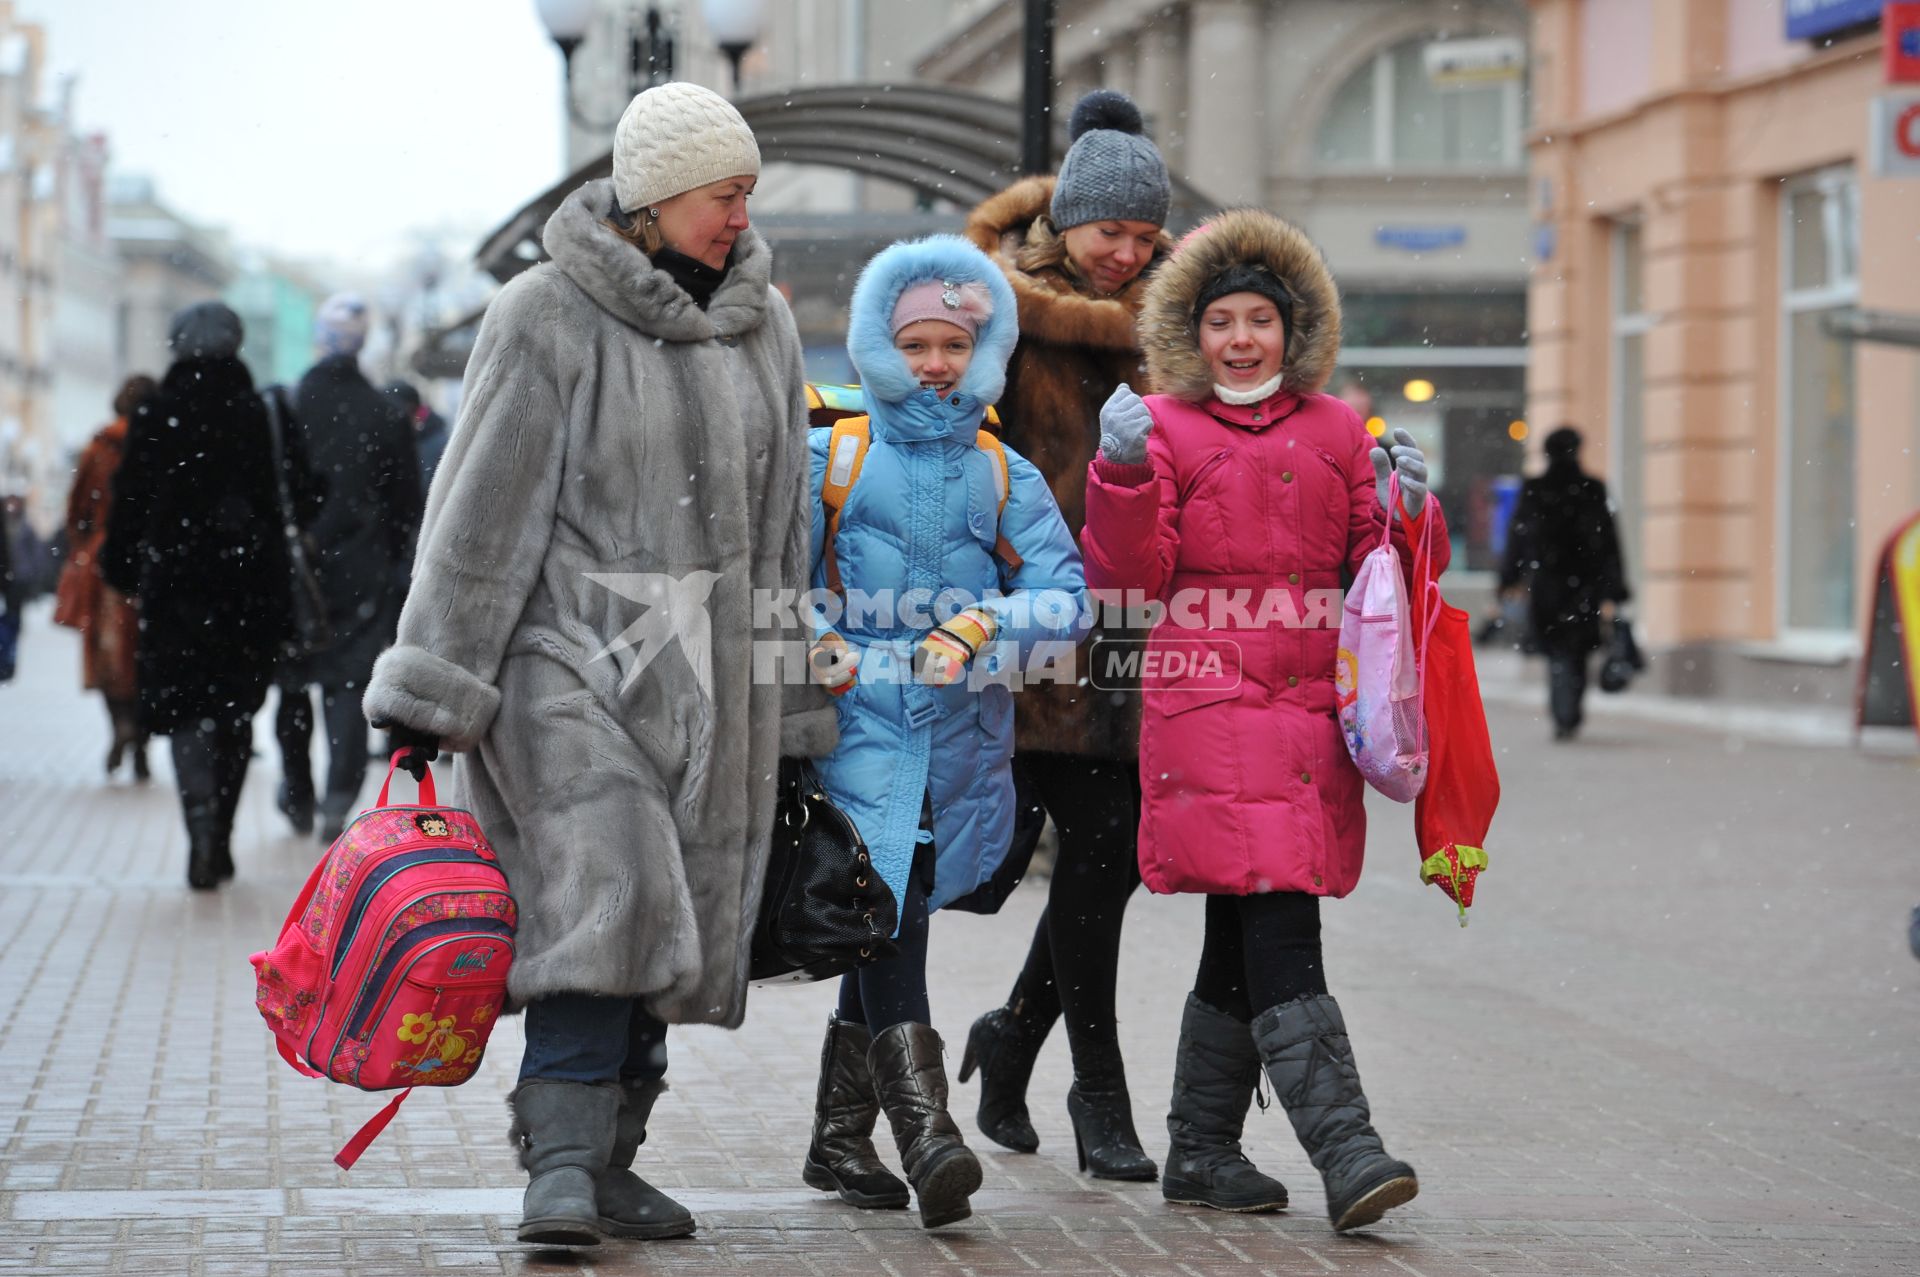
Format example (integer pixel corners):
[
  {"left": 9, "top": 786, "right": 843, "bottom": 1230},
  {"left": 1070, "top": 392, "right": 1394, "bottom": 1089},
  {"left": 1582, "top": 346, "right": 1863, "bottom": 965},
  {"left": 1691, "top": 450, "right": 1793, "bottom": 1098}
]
[
  {"left": 1050, "top": 89, "right": 1171, "bottom": 231},
  {"left": 612, "top": 81, "right": 762, "bottom": 214}
]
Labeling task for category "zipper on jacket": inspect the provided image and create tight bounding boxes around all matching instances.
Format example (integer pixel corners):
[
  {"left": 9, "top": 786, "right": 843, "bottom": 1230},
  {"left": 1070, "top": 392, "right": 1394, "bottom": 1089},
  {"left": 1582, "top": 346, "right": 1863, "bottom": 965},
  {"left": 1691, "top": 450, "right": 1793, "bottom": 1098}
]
[{"left": 1180, "top": 449, "right": 1232, "bottom": 504}]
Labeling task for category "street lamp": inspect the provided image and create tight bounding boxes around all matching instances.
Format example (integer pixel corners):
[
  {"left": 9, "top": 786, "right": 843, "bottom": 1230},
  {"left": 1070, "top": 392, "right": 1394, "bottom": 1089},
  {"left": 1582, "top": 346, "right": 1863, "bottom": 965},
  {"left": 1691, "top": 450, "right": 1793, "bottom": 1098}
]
[
  {"left": 536, "top": 0, "right": 677, "bottom": 131},
  {"left": 702, "top": 0, "right": 765, "bottom": 94}
]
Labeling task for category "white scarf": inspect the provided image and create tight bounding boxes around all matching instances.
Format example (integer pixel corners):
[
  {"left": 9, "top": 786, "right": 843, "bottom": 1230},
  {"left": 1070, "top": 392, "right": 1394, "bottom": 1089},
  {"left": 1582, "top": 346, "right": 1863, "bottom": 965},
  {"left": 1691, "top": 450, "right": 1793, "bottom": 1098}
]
[{"left": 1214, "top": 372, "right": 1284, "bottom": 406}]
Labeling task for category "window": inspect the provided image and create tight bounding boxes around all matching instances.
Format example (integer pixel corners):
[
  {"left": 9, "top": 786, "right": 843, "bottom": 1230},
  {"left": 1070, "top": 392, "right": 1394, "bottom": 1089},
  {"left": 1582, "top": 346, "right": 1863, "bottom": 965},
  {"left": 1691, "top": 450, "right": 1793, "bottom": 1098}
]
[
  {"left": 1610, "top": 220, "right": 1651, "bottom": 587},
  {"left": 1778, "top": 169, "right": 1859, "bottom": 637},
  {"left": 1315, "top": 35, "right": 1525, "bottom": 171}
]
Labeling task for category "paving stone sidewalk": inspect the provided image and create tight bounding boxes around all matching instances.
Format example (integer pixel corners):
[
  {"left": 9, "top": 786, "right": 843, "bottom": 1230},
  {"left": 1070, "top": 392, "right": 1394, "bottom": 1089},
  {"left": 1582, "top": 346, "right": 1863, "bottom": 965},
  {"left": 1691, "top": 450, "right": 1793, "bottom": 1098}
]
[{"left": 2, "top": 608, "right": 1916, "bottom": 1276}]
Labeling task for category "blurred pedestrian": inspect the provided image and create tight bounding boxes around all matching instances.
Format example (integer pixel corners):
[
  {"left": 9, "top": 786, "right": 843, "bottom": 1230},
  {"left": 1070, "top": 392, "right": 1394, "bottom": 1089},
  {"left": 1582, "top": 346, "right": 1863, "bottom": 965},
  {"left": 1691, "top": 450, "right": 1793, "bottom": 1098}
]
[
  {"left": 363, "top": 82, "right": 832, "bottom": 1247},
  {"left": 1082, "top": 208, "right": 1444, "bottom": 1230},
  {"left": 101, "top": 302, "right": 297, "bottom": 889},
  {"left": 384, "top": 378, "right": 450, "bottom": 495},
  {"left": 273, "top": 293, "right": 423, "bottom": 842},
  {"left": 797, "top": 236, "right": 1087, "bottom": 1229},
  {"left": 1498, "top": 426, "right": 1630, "bottom": 741},
  {"left": 957, "top": 87, "right": 1173, "bottom": 1182},
  {"left": 55, "top": 374, "right": 157, "bottom": 780},
  {"left": 3, "top": 493, "right": 56, "bottom": 601},
  {"left": 0, "top": 491, "right": 19, "bottom": 684}
]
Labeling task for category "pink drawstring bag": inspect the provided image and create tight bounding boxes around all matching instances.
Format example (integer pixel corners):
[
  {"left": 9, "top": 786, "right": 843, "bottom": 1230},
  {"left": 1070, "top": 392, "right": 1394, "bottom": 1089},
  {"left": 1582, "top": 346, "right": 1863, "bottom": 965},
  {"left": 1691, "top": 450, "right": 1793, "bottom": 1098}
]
[{"left": 1336, "top": 475, "right": 1434, "bottom": 802}]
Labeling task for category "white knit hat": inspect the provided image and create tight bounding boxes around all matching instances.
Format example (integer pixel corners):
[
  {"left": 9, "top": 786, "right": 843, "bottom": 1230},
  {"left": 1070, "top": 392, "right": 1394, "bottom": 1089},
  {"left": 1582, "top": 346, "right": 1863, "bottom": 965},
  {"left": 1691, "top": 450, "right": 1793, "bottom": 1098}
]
[{"left": 612, "top": 82, "right": 761, "bottom": 214}]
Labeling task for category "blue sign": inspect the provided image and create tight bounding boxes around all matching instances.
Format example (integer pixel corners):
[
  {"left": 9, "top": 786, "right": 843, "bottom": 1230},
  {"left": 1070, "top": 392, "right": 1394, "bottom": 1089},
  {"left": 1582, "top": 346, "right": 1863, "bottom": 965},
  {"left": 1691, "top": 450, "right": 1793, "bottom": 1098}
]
[
  {"left": 1374, "top": 225, "right": 1467, "bottom": 253},
  {"left": 1785, "top": 0, "right": 1883, "bottom": 41}
]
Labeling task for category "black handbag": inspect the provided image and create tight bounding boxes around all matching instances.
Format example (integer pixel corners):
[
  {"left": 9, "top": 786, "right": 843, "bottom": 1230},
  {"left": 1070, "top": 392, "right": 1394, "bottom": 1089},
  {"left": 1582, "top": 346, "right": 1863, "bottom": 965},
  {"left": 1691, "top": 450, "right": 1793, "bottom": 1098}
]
[
  {"left": 1599, "top": 617, "right": 1646, "bottom": 693},
  {"left": 750, "top": 758, "right": 899, "bottom": 984}
]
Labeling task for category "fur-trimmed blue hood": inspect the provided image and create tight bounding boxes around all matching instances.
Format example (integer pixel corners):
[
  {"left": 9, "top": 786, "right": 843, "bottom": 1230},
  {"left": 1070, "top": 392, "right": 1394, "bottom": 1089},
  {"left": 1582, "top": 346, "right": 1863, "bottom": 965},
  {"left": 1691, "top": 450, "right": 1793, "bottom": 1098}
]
[{"left": 846, "top": 235, "right": 1019, "bottom": 409}]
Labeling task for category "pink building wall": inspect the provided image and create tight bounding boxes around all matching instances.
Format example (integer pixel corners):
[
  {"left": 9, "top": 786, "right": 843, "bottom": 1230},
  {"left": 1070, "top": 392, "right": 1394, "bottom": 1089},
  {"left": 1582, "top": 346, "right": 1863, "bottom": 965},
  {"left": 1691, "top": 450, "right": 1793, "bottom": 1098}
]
[
  {"left": 1723, "top": 0, "right": 1813, "bottom": 80},
  {"left": 1578, "top": 0, "right": 1652, "bottom": 117}
]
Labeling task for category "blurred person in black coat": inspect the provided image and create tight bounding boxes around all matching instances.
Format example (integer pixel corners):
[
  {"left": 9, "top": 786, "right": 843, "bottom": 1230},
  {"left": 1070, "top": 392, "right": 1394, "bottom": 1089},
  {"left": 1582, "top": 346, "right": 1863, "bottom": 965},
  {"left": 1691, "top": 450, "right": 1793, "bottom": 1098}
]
[
  {"left": 102, "top": 302, "right": 299, "bottom": 887},
  {"left": 1498, "top": 426, "right": 1631, "bottom": 740},
  {"left": 273, "top": 293, "right": 424, "bottom": 841}
]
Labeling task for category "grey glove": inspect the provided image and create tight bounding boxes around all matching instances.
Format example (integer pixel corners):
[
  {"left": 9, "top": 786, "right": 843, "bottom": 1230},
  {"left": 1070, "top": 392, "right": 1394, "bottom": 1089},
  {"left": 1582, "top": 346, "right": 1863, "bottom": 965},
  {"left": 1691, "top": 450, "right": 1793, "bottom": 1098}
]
[
  {"left": 1098, "top": 382, "right": 1155, "bottom": 465},
  {"left": 1369, "top": 427, "right": 1428, "bottom": 519}
]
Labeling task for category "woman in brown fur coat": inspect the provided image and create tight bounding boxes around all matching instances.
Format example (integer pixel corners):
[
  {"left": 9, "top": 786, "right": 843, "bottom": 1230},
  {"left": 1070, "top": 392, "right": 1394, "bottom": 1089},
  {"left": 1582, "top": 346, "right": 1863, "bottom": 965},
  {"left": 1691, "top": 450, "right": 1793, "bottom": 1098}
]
[
  {"left": 57, "top": 375, "right": 157, "bottom": 779},
  {"left": 955, "top": 89, "right": 1175, "bottom": 1182}
]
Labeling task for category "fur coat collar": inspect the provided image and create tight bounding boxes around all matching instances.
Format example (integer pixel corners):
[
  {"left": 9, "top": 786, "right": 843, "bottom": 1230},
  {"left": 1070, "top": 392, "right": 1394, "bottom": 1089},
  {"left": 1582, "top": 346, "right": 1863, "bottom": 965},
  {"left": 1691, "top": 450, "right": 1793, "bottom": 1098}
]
[
  {"left": 1138, "top": 208, "right": 1343, "bottom": 403},
  {"left": 542, "top": 178, "right": 772, "bottom": 343}
]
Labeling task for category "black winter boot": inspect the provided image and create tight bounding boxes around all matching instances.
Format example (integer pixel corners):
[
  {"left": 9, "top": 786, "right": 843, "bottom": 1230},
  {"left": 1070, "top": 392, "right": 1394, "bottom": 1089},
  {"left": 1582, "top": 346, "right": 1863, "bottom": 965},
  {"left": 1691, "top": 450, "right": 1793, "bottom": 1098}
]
[
  {"left": 1162, "top": 995, "right": 1288, "bottom": 1212},
  {"left": 957, "top": 992, "right": 1053, "bottom": 1152},
  {"left": 182, "top": 800, "right": 221, "bottom": 891},
  {"left": 508, "top": 1080, "right": 619, "bottom": 1247},
  {"left": 597, "top": 1077, "right": 696, "bottom": 1239},
  {"left": 868, "top": 1022, "right": 982, "bottom": 1229},
  {"left": 1065, "top": 1035, "right": 1157, "bottom": 1181},
  {"left": 802, "top": 1016, "right": 911, "bottom": 1209},
  {"left": 1252, "top": 995, "right": 1417, "bottom": 1232}
]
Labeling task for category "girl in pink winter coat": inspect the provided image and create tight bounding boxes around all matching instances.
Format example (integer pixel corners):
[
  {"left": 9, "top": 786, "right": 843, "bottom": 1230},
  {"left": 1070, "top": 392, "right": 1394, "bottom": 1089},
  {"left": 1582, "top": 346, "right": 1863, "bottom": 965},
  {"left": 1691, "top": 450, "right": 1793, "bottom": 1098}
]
[{"left": 1081, "top": 208, "right": 1448, "bottom": 1233}]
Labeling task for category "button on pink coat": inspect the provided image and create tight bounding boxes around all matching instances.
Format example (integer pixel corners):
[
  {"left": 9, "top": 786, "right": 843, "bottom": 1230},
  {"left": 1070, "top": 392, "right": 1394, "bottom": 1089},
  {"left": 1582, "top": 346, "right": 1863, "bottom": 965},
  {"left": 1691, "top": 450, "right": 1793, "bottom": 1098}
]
[{"left": 1080, "top": 209, "right": 1450, "bottom": 899}]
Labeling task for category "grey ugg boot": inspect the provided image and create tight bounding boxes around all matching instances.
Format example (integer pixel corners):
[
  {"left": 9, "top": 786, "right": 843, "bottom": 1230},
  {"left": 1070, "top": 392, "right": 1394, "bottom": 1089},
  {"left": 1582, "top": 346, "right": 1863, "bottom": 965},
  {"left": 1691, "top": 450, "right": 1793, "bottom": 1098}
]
[
  {"left": 868, "top": 1022, "right": 983, "bottom": 1229},
  {"left": 1162, "top": 995, "right": 1289, "bottom": 1212},
  {"left": 598, "top": 1077, "right": 696, "bottom": 1239},
  {"left": 1251, "top": 994, "right": 1417, "bottom": 1232},
  {"left": 802, "top": 1016, "right": 911, "bottom": 1209},
  {"left": 507, "top": 1080, "right": 620, "bottom": 1246}
]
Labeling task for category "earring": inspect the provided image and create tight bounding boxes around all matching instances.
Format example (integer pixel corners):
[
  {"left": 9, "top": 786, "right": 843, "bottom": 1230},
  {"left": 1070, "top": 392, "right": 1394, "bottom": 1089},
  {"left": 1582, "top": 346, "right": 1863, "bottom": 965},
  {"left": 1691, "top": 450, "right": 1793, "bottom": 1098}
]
[{"left": 647, "top": 207, "right": 661, "bottom": 221}]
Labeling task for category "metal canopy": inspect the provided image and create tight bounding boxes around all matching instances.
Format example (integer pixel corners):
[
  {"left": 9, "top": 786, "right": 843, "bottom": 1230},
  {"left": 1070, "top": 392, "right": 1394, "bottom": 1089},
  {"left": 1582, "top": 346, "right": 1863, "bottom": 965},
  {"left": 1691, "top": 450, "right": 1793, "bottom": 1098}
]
[{"left": 475, "top": 83, "right": 1217, "bottom": 282}]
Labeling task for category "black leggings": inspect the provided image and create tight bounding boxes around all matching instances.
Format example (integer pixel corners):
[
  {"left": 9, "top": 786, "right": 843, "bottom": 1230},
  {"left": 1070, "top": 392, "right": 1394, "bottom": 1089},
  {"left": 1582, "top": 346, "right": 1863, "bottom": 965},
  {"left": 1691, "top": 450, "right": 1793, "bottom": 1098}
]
[
  {"left": 1191, "top": 892, "right": 1328, "bottom": 1023},
  {"left": 836, "top": 868, "right": 932, "bottom": 1032},
  {"left": 1007, "top": 752, "right": 1143, "bottom": 1050}
]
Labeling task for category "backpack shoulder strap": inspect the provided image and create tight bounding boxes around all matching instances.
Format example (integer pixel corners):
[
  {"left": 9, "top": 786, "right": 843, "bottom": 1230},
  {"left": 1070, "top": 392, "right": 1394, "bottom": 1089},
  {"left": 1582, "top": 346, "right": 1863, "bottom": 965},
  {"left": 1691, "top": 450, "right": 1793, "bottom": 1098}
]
[
  {"left": 974, "top": 429, "right": 1024, "bottom": 573},
  {"left": 820, "top": 416, "right": 871, "bottom": 596}
]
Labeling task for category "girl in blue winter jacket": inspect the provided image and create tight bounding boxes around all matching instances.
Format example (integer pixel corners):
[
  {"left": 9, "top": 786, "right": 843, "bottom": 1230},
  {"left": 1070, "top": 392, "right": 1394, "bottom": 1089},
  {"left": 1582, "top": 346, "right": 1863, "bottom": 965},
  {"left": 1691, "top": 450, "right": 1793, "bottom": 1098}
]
[{"left": 798, "top": 236, "right": 1089, "bottom": 1230}]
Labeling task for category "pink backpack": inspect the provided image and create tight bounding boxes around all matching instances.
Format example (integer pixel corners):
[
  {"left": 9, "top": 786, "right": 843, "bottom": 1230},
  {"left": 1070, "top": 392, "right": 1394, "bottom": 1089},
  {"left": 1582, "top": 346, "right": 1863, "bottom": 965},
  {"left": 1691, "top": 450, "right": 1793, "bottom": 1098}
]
[
  {"left": 250, "top": 751, "right": 516, "bottom": 1168},
  {"left": 1336, "top": 475, "right": 1436, "bottom": 802}
]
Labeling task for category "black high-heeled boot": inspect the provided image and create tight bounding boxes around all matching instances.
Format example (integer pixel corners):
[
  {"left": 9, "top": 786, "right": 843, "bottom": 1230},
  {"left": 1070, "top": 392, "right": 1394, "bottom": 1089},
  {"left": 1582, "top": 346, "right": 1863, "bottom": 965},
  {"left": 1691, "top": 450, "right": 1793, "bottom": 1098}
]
[
  {"left": 957, "top": 992, "right": 1054, "bottom": 1153},
  {"left": 1065, "top": 1036, "right": 1157, "bottom": 1181}
]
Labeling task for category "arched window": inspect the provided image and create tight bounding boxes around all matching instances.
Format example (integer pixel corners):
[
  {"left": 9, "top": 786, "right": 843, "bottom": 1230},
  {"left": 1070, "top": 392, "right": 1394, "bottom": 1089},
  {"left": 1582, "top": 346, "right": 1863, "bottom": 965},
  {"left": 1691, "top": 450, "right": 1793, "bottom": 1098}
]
[{"left": 1315, "top": 34, "right": 1525, "bottom": 171}]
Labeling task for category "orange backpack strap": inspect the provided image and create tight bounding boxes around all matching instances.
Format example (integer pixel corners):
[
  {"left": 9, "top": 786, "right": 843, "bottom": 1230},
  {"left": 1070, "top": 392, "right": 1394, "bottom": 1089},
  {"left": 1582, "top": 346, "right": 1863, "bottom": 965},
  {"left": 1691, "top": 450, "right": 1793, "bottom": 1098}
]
[
  {"left": 975, "top": 429, "right": 1024, "bottom": 573},
  {"left": 820, "top": 416, "right": 872, "bottom": 596}
]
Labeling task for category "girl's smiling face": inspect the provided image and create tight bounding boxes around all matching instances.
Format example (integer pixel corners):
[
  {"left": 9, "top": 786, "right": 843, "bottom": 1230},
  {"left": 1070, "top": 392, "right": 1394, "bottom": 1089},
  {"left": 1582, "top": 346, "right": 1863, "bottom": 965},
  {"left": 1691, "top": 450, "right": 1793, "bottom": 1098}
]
[
  {"left": 1198, "top": 292, "right": 1287, "bottom": 390},
  {"left": 894, "top": 319, "right": 976, "bottom": 396}
]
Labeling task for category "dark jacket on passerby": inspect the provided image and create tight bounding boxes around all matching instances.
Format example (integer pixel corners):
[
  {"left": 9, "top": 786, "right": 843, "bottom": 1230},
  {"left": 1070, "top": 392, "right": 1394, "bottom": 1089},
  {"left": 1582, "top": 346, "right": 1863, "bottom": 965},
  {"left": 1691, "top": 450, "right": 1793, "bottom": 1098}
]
[
  {"left": 292, "top": 354, "right": 423, "bottom": 686},
  {"left": 414, "top": 408, "right": 450, "bottom": 494},
  {"left": 1498, "top": 452, "right": 1630, "bottom": 655},
  {"left": 101, "top": 355, "right": 295, "bottom": 733},
  {"left": 964, "top": 175, "right": 1172, "bottom": 760}
]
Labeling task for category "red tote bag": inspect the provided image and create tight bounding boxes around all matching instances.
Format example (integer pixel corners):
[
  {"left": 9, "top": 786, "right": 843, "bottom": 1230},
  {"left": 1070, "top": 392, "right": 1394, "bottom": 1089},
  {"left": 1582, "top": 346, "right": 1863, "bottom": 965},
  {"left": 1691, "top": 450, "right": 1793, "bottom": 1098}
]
[{"left": 1410, "top": 518, "right": 1499, "bottom": 924}]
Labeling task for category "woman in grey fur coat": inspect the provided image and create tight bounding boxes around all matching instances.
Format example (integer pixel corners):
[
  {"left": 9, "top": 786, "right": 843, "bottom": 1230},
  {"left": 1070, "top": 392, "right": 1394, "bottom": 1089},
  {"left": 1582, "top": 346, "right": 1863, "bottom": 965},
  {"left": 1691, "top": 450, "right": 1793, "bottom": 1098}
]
[{"left": 362, "top": 82, "right": 835, "bottom": 1248}]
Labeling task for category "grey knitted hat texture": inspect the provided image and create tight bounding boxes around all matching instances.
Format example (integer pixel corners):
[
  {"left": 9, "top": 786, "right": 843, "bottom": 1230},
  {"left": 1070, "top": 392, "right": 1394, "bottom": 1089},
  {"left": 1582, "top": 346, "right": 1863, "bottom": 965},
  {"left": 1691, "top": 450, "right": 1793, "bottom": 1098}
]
[
  {"left": 167, "top": 301, "right": 243, "bottom": 361},
  {"left": 1050, "top": 90, "right": 1171, "bottom": 231},
  {"left": 612, "top": 81, "right": 762, "bottom": 214}
]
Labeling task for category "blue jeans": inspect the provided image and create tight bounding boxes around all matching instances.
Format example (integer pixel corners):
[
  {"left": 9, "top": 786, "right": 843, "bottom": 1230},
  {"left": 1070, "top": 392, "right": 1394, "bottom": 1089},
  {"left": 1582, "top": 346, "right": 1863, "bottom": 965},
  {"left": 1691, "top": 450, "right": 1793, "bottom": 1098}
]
[{"left": 518, "top": 994, "right": 669, "bottom": 1084}]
